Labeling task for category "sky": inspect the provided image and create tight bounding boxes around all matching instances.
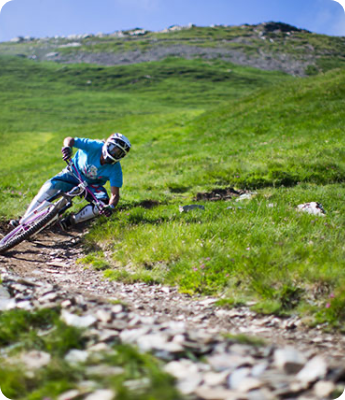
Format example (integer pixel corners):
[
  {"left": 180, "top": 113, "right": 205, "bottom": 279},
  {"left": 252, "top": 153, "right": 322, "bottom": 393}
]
[{"left": 0, "top": 0, "right": 344, "bottom": 42}]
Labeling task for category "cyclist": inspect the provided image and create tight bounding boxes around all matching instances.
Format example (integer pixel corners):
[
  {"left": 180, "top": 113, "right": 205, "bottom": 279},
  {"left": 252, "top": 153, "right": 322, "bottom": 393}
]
[{"left": 10, "top": 133, "right": 131, "bottom": 230}]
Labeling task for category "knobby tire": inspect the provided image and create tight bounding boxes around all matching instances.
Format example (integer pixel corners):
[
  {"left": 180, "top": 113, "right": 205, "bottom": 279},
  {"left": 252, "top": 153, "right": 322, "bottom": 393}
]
[{"left": 0, "top": 205, "right": 61, "bottom": 255}]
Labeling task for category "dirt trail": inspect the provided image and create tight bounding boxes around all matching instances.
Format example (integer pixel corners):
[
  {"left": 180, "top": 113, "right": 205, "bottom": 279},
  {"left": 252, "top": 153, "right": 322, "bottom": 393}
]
[{"left": 1, "top": 224, "right": 344, "bottom": 363}]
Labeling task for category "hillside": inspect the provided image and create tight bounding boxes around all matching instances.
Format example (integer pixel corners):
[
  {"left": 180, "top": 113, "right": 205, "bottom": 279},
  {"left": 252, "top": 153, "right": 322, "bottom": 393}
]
[
  {"left": 1, "top": 22, "right": 345, "bottom": 76},
  {"left": 1, "top": 21, "right": 345, "bottom": 400},
  {"left": 0, "top": 46, "right": 345, "bottom": 321}
]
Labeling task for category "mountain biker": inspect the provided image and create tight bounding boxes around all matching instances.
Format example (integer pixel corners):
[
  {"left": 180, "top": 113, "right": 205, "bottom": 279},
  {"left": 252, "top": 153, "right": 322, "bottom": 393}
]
[{"left": 10, "top": 133, "right": 131, "bottom": 230}]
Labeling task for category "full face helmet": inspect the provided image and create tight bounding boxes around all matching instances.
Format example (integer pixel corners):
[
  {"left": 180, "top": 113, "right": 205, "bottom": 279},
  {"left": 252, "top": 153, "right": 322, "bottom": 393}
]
[{"left": 102, "top": 133, "right": 131, "bottom": 164}]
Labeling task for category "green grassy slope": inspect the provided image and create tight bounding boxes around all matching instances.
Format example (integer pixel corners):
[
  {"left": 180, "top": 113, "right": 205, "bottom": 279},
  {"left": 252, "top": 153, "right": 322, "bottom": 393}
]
[
  {"left": 85, "top": 68, "right": 345, "bottom": 327},
  {"left": 0, "top": 50, "right": 345, "bottom": 327},
  {"left": 0, "top": 55, "right": 291, "bottom": 215}
]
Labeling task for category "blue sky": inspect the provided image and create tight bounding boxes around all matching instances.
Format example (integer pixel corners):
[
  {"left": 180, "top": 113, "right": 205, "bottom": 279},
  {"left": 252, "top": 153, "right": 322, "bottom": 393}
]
[{"left": 0, "top": 0, "right": 344, "bottom": 42}]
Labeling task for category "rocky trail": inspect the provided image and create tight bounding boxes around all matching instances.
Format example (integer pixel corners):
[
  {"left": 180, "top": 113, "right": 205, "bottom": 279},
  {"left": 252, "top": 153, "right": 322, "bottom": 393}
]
[{"left": 0, "top": 226, "right": 344, "bottom": 400}]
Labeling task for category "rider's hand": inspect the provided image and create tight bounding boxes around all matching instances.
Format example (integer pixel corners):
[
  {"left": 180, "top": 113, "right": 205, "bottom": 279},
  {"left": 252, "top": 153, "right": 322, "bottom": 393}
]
[
  {"left": 100, "top": 205, "right": 115, "bottom": 218},
  {"left": 61, "top": 146, "right": 72, "bottom": 161}
]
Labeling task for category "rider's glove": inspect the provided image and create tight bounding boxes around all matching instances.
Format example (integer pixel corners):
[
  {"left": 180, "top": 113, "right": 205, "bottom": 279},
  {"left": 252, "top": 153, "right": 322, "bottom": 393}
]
[
  {"left": 100, "top": 204, "right": 115, "bottom": 218},
  {"left": 61, "top": 146, "right": 72, "bottom": 161}
]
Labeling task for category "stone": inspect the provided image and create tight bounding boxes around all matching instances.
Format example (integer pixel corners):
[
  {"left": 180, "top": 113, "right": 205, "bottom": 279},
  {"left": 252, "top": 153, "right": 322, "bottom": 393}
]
[
  {"left": 58, "top": 389, "right": 80, "bottom": 400},
  {"left": 228, "top": 367, "right": 251, "bottom": 389},
  {"left": 251, "top": 362, "right": 268, "bottom": 377},
  {"left": 194, "top": 386, "right": 246, "bottom": 400},
  {"left": 160, "top": 341, "right": 184, "bottom": 353},
  {"left": 61, "top": 310, "right": 97, "bottom": 328},
  {"left": 10, "top": 36, "right": 24, "bottom": 43},
  {"left": 58, "top": 42, "right": 81, "bottom": 48},
  {"left": 39, "top": 292, "right": 58, "bottom": 302},
  {"left": 84, "top": 389, "right": 115, "bottom": 400},
  {"left": 297, "top": 356, "right": 328, "bottom": 383},
  {"left": 260, "top": 370, "right": 295, "bottom": 390},
  {"left": 111, "top": 304, "right": 123, "bottom": 314},
  {"left": 313, "top": 380, "right": 335, "bottom": 397},
  {"left": 203, "top": 371, "right": 229, "bottom": 386},
  {"left": 98, "top": 329, "right": 119, "bottom": 342},
  {"left": 96, "top": 309, "right": 112, "bottom": 323},
  {"left": 120, "top": 327, "right": 151, "bottom": 344},
  {"left": 20, "top": 350, "right": 51, "bottom": 369},
  {"left": 198, "top": 298, "right": 218, "bottom": 307},
  {"left": 247, "top": 388, "right": 275, "bottom": 400},
  {"left": 110, "top": 320, "right": 128, "bottom": 330},
  {"left": 177, "top": 373, "right": 203, "bottom": 395},
  {"left": 179, "top": 205, "right": 205, "bottom": 213},
  {"left": 237, "top": 377, "right": 263, "bottom": 393},
  {"left": 236, "top": 193, "right": 255, "bottom": 202},
  {"left": 65, "top": 350, "right": 89, "bottom": 365},
  {"left": 46, "top": 52, "right": 59, "bottom": 58},
  {"left": 16, "top": 300, "right": 34, "bottom": 310},
  {"left": 274, "top": 347, "right": 307, "bottom": 374},
  {"left": 0, "top": 298, "right": 16, "bottom": 311},
  {"left": 61, "top": 300, "right": 72, "bottom": 308},
  {"left": 137, "top": 334, "right": 167, "bottom": 352},
  {"left": 87, "top": 342, "right": 111, "bottom": 352},
  {"left": 297, "top": 202, "right": 326, "bottom": 216},
  {"left": 164, "top": 360, "right": 199, "bottom": 379},
  {"left": 208, "top": 354, "right": 254, "bottom": 372},
  {"left": 0, "top": 286, "right": 10, "bottom": 299},
  {"left": 47, "top": 260, "right": 69, "bottom": 267}
]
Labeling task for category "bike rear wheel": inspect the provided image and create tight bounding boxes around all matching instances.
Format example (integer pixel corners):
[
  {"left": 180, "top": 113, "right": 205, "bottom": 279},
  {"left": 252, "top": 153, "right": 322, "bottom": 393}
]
[{"left": 0, "top": 200, "right": 63, "bottom": 255}]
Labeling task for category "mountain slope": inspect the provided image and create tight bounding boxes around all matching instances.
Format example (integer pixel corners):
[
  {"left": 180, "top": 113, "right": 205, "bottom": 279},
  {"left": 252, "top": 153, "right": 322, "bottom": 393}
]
[
  {"left": 1, "top": 25, "right": 345, "bottom": 325},
  {"left": 1, "top": 22, "right": 345, "bottom": 76}
]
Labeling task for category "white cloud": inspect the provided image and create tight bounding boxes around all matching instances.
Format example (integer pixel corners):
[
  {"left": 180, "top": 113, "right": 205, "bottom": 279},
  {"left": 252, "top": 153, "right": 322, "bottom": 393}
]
[
  {"left": 331, "top": 0, "right": 345, "bottom": 13},
  {"left": 0, "top": 0, "right": 12, "bottom": 15}
]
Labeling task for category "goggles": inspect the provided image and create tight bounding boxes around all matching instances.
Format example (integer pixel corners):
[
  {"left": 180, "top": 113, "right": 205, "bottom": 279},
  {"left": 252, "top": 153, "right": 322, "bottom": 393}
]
[{"left": 108, "top": 142, "right": 126, "bottom": 160}]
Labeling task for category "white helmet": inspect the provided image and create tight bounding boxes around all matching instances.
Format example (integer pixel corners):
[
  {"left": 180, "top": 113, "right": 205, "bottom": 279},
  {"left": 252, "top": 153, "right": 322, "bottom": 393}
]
[{"left": 102, "top": 133, "right": 131, "bottom": 164}]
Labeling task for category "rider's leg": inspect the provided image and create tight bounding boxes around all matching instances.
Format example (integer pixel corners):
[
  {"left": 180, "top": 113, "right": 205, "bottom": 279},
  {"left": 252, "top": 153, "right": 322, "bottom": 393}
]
[
  {"left": 65, "top": 185, "right": 109, "bottom": 227},
  {"left": 20, "top": 169, "right": 78, "bottom": 222}
]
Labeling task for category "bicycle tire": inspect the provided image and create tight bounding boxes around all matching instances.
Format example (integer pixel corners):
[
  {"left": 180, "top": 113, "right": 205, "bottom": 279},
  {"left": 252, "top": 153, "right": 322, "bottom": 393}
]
[{"left": 0, "top": 203, "right": 62, "bottom": 255}]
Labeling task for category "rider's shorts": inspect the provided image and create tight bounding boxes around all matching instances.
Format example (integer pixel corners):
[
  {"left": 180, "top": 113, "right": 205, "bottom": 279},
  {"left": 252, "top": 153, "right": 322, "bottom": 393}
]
[{"left": 46, "top": 168, "right": 109, "bottom": 203}]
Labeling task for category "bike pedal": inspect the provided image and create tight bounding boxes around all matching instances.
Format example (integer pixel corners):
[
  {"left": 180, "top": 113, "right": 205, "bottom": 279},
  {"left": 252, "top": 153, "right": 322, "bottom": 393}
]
[{"left": 59, "top": 215, "right": 75, "bottom": 231}]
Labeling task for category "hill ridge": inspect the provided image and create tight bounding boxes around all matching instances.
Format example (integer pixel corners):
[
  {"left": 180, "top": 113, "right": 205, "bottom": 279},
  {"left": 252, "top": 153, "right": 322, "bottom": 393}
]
[{"left": 1, "top": 22, "right": 344, "bottom": 77}]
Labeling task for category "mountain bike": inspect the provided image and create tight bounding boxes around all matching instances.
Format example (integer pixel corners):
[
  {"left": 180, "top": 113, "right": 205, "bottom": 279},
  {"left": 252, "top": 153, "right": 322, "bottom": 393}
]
[{"left": 0, "top": 160, "right": 104, "bottom": 255}]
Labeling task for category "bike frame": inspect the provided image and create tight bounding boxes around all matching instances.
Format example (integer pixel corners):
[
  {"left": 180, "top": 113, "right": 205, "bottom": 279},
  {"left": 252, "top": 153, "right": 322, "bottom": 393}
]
[{"left": 0, "top": 159, "right": 103, "bottom": 245}]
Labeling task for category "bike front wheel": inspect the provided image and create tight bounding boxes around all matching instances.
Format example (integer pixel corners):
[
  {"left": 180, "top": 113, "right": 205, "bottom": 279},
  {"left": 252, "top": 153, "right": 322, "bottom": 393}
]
[{"left": 0, "top": 199, "right": 65, "bottom": 255}]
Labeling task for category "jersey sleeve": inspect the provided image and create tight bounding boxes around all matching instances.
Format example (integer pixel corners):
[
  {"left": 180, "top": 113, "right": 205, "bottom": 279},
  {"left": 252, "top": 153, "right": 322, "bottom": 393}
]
[
  {"left": 74, "top": 137, "right": 103, "bottom": 151},
  {"left": 109, "top": 163, "right": 123, "bottom": 188}
]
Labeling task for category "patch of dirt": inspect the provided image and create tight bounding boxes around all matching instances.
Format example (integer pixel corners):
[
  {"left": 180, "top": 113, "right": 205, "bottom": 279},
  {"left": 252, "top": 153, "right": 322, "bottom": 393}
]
[
  {"left": 137, "top": 199, "right": 160, "bottom": 209},
  {"left": 195, "top": 187, "right": 244, "bottom": 201},
  {"left": 0, "top": 220, "right": 12, "bottom": 236},
  {"left": 0, "top": 225, "right": 82, "bottom": 277}
]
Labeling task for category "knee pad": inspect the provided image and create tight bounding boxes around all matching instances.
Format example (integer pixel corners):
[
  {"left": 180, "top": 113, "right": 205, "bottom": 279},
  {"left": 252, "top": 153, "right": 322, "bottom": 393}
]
[
  {"left": 74, "top": 204, "right": 99, "bottom": 224},
  {"left": 22, "top": 181, "right": 60, "bottom": 219}
]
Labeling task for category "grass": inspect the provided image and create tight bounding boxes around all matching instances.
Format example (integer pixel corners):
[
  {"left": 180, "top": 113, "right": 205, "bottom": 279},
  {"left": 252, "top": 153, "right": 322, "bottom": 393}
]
[
  {"left": 0, "top": 308, "right": 183, "bottom": 400},
  {"left": 223, "top": 334, "right": 266, "bottom": 347},
  {"left": 0, "top": 44, "right": 345, "bottom": 329},
  {"left": 0, "top": 55, "right": 292, "bottom": 217},
  {"left": 86, "top": 184, "right": 345, "bottom": 305}
]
